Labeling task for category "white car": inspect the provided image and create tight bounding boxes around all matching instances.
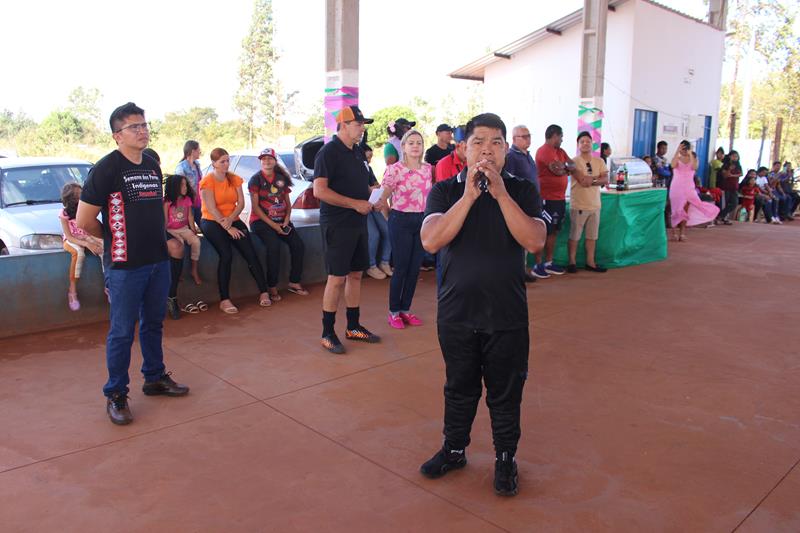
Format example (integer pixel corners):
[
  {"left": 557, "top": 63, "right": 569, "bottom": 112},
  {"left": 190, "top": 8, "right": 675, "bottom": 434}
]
[
  {"left": 203, "top": 150, "right": 320, "bottom": 226},
  {"left": 0, "top": 157, "right": 92, "bottom": 255}
]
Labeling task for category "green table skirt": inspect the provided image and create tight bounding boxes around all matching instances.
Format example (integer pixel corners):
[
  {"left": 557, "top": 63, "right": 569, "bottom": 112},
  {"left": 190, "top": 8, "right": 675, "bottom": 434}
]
[{"left": 529, "top": 188, "right": 668, "bottom": 269}]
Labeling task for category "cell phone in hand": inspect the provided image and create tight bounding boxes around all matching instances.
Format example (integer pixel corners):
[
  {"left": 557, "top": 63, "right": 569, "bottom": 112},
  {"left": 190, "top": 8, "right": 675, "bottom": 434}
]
[{"left": 281, "top": 225, "right": 292, "bottom": 234}]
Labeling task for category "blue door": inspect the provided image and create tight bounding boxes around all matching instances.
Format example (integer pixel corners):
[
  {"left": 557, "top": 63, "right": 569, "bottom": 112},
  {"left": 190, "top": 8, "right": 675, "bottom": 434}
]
[
  {"left": 694, "top": 115, "right": 712, "bottom": 186},
  {"left": 632, "top": 109, "right": 658, "bottom": 159}
]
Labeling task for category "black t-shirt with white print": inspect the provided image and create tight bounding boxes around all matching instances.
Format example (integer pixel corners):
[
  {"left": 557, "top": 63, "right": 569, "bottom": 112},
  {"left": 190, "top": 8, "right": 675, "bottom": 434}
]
[{"left": 81, "top": 150, "right": 167, "bottom": 269}]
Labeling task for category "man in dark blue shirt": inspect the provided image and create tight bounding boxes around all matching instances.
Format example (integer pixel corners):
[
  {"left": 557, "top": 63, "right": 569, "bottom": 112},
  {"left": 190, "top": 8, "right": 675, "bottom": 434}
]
[
  {"left": 504, "top": 125, "right": 539, "bottom": 192},
  {"left": 504, "top": 124, "right": 540, "bottom": 281}
]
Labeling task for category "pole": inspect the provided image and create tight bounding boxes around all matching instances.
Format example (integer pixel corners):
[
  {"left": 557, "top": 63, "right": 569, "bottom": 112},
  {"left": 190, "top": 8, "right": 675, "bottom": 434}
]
[
  {"left": 728, "top": 111, "right": 736, "bottom": 152},
  {"left": 324, "top": 0, "right": 359, "bottom": 141},
  {"left": 757, "top": 121, "right": 766, "bottom": 168},
  {"left": 578, "top": 0, "right": 608, "bottom": 157}
]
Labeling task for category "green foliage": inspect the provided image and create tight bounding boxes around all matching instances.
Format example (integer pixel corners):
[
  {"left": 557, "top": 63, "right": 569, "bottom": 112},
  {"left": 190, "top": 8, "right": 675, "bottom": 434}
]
[
  {"left": 159, "top": 107, "right": 219, "bottom": 140},
  {"left": 67, "top": 87, "right": 102, "bottom": 127},
  {"left": 0, "top": 109, "right": 35, "bottom": 139},
  {"left": 364, "top": 105, "right": 416, "bottom": 147},
  {"left": 235, "top": 0, "right": 277, "bottom": 147},
  {"left": 719, "top": 0, "right": 800, "bottom": 163}
]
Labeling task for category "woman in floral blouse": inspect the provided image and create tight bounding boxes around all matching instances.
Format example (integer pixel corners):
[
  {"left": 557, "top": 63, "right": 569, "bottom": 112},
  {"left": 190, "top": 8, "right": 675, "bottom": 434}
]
[{"left": 377, "top": 129, "right": 432, "bottom": 329}]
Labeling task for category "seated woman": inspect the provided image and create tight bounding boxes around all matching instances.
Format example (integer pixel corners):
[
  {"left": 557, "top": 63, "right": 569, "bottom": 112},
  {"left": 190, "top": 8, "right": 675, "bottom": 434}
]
[
  {"left": 199, "top": 147, "right": 271, "bottom": 314},
  {"left": 248, "top": 147, "right": 308, "bottom": 300}
]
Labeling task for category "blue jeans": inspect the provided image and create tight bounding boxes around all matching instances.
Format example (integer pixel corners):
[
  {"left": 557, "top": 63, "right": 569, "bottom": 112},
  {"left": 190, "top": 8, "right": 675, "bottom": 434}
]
[
  {"left": 774, "top": 190, "right": 791, "bottom": 218},
  {"left": 388, "top": 210, "right": 424, "bottom": 313},
  {"left": 103, "top": 261, "right": 170, "bottom": 396},
  {"left": 367, "top": 210, "right": 391, "bottom": 267}
]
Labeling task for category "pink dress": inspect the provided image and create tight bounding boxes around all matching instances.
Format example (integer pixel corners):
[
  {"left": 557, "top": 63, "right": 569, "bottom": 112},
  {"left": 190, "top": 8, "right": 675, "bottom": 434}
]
[{"left": 669, "top": 160, "right": 719, "bottom": 227}]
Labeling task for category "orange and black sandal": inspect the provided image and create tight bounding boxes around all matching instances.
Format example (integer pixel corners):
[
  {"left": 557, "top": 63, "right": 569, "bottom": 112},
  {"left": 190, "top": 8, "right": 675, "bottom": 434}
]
[
  {"left": 345, "top": 326, "right": 381, "bottom": 344},
  {"left": 321, "top": 334, "right": 345, "bottom": 354}
]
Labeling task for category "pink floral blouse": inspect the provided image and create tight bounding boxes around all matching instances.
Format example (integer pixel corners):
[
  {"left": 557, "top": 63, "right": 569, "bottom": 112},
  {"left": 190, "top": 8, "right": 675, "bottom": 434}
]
[{"left": 382, "top": 162, "right": 432, "bottom": 213}]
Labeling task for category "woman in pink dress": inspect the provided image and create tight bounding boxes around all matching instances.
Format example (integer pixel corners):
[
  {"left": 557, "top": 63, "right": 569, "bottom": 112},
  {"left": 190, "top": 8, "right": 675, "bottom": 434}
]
[{"left": 669, "top": 140, "right": 720, "bottom": 241}]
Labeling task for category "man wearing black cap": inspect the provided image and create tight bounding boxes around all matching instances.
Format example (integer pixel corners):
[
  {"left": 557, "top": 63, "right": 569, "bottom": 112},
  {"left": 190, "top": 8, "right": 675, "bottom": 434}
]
[
  {"left": 425, "top": 124, "right": 455, "bottom": 178},
  {"left": 419, "top": 112, "right": 546, "bottom": 496},
  {"left": 384, "top": 117, "right": 416, "bottom": 166},
  {"left": 313, "top": 105, "right": 381, "bottom": 354}
]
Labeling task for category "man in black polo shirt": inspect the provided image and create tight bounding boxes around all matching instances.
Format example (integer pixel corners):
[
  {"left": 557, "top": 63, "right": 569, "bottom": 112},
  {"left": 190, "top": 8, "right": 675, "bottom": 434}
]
[
  {"left": 77, "top": 102, "right": 189, "bottom": 426},
  {"left": 425, "top": 123, "right": 455, "bottom": 175},
  {"left": 418, "top": 113, "right": 546, "bottom": 496},
  {"left": 313, "top": 105, "right": 381, "bottom": 354}
]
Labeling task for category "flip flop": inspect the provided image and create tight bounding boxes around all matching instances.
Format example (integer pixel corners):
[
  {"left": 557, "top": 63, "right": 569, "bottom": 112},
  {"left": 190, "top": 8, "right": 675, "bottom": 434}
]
[
  {"left": 182, "top": 303, "right": 200, "bottom": 314},
  {"left": 287, "top": 286, "right": 309, "bottom": 296},
  {"left": 259, "top": 294, "right": 272, "bottom": 307},
  {"left": 195, "top": 301, "right": 209, "bottom": 311},
  {"left": 220, "top": 301, "right": 238, "bottom": 314},
  {"left": 269, "top": 291, "right": 282, "bottom": 302}
]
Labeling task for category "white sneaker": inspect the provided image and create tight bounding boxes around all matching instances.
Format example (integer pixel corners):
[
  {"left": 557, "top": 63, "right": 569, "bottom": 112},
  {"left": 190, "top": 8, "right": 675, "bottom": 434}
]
[
  {"left": 366, "top": 266, "right": 386, "bottom": 279},
  {"left": 379, "top": 262, "right": 393, "bottom": 277}
]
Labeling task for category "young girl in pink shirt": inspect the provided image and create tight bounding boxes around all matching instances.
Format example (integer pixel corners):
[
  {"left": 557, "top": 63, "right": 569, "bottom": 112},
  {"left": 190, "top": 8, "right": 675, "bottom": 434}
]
[
  {"left": 164, "top": 174, "right": 202, "bottom": 287},
  {"left": 60, "top": 183, "right": 103, "bottom": 311}
]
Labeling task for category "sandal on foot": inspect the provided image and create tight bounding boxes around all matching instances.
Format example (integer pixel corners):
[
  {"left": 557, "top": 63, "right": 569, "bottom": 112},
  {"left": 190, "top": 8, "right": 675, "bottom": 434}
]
[
  {"left": 259, "top": 294, "right": 272, "bottom": 307},
  {"left": 195, "top": 300, "right": 209, "bottom": 312},
  {"left": 268, "top": 290, "right": 282, "bottom": 302},
  {"left": 287, "top": 285, "right": 309, "bottom": 296},
  {"left": 220, "top": 301, "right": 239, "bottom": 314},
  {"left": 182, "top": 303, "right": 200, "bottom": 314}
]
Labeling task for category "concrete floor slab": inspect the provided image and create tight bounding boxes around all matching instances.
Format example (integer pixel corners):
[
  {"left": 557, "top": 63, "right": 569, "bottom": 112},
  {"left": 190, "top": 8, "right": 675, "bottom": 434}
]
[{"left": 1, "top": 222, "right": 799, "bottom": 531}]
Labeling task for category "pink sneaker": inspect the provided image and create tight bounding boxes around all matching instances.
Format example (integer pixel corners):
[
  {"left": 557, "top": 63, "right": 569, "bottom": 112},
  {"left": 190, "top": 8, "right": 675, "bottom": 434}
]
[
  {"left": 387, "top": 313, "right": 405, "bottom": 329},
  {"left": 68, "top": 292, "right": 80, "bottom": 311},
  {"left": 399, "top": 312, "right": 422, "bottom": 326}
]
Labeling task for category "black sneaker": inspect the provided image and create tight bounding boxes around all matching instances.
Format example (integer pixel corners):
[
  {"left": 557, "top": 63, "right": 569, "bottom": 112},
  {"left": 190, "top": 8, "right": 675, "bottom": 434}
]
[
  {"left": 420, "top": 447, "right": 467, "bottom": 479},
  {"left": 494, "top": 452, "right": 519, "bottom": 496},
  {"left": 321, "top": 333, "right": 345, "bottom": 354},
  {"left": 106, "top": 392, "right": 133, "bottom": 425},
  {"left": 345, "top": 326, "right": 381, "bottom": 343},
  {"left": 566, "top": 264, "right": 578, "bottom": 274},
  {"left": 142, "top": 371, "right": 190, "bottom": 397},
  {"left": 167, "top": 297, "right": 180, "bottom": 320},
  {"left": 585, "top": 264, "right": 607, "bottom": 273}
]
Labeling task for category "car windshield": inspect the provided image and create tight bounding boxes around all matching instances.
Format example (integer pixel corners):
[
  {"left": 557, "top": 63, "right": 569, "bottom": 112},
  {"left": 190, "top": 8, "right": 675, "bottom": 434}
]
[{"left": 1, "top": 165, "right": 91, "bottom": 207}]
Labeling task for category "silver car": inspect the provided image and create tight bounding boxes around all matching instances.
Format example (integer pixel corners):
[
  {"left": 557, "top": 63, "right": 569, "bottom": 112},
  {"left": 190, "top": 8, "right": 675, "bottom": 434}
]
[
  {"left": 0, "top": 157, "right": 93, "bottom": 255},
  {"left": 203, "top": 150, "right": 320, "bottom": 226}
]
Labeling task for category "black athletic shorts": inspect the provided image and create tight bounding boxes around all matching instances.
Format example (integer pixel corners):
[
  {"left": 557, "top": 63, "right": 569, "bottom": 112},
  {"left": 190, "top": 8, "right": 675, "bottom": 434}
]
[
  {"left": 542, "top": 199, "right": 566, "bottom": 234},
  {"left": 321, "top": 223, "right": 370, "bottom": 276}
]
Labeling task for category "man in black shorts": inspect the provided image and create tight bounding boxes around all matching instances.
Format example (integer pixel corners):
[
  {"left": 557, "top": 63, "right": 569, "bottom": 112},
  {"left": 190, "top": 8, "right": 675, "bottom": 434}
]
[
  {"left": 313, "top": 105, "right": 381, "bottom": 354},
  {"left": 532, "top": 124, "right": 580, "bottom": 279},
  {"left": 77, "top": 102, "right": 189, "bottom": 425},
  {"left": 419, "top": 113, "right": 546, "bottom": 496}
]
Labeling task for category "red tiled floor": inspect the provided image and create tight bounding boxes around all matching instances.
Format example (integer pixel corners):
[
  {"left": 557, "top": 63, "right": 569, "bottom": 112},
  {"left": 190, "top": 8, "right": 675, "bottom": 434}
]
[{"left": 1, "top": 221, "right": 799, "bottom": 531}]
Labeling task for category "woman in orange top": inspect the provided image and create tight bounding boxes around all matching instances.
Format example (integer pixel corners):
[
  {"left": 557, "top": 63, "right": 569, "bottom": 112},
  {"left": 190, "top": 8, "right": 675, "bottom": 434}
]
[{"left": 199, "top": 147, "right": 271, "bottom": 314}]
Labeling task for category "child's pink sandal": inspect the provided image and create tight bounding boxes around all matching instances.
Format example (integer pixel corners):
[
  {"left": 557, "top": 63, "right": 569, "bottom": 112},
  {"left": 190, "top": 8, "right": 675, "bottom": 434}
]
[{"left": 68, "top": 292, "right": 80, "bottom": 311}]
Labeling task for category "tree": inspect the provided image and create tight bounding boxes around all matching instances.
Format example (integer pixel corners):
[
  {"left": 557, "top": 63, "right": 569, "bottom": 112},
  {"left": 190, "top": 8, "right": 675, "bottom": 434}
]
[
  {"left": 67, "top": 87, "right": 102, "bottom": 127},
  {"left": 0, "top": 110, "right": 35, "bottom": 139},
  {"left": 364, "top": 105, "right": 416, "bottom": 147},
  {"left": 235, "top": 0, "right": 277, "bottom": 147},
  {"left": 160, "top": 107, "right": 219, "bottom": 140}
]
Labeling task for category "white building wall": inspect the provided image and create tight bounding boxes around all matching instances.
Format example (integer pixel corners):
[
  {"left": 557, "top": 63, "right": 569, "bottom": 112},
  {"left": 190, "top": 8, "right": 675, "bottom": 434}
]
[
  {"left": 483, "top": 25, "right": 582, "bottom": 149},
  {"left": 483, "top": 1, "right": 637, "bottom": 157},
  {"left": 479, "top": 0, "right": 724, "bottom": 161},
  {"left": 629, "top": 0, "right": 725, "bottom": 159}
]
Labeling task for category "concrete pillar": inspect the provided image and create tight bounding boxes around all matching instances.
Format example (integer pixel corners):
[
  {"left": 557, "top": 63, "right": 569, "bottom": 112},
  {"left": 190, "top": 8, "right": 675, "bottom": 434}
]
[
  {"left": 324, "top": 0, "right": 359, "bottom": 140},
  {"left": 578, "top": 0, "right": 608, "bottom": 157},
  {"left": 708, "top": 0, "right": 728, "bottom": 31}
]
